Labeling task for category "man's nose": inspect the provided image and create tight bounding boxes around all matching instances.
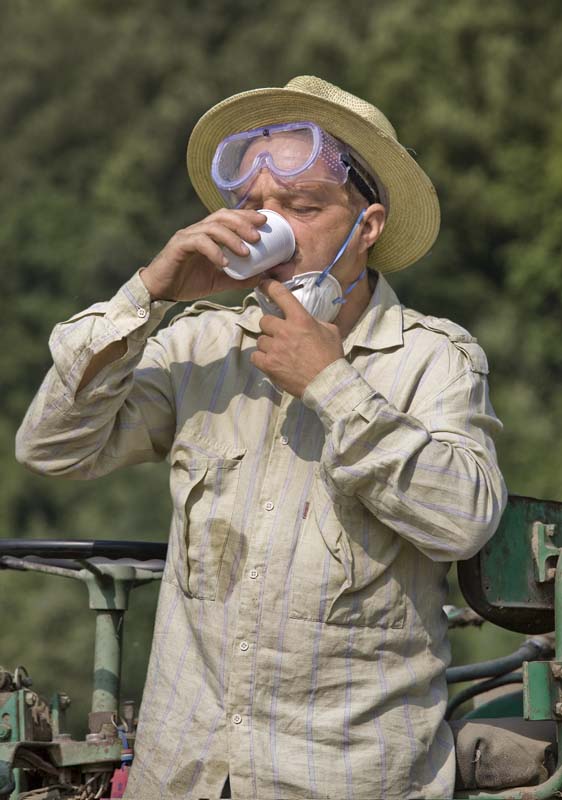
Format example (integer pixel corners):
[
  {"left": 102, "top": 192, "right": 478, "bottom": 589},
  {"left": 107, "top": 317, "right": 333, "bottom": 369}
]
[
  {"left": 260, "top": 197, "right": 285, "bottom": 216},
  {"left": 247, "top": 172, "right": 287, "bottom": 216}
]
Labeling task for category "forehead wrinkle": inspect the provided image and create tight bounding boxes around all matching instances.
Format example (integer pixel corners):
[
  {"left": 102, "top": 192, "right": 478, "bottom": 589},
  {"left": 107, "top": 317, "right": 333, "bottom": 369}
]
[
  {"left": 242, "top": 177, "right": 345, "bottom": 207},
  {"left": 239, "top": 133, "right": 314, "bottom": 175}
]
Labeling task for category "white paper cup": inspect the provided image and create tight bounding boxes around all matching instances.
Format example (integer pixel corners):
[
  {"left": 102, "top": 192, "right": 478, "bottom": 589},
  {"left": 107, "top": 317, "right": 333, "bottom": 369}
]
[{"left": 222, "top": 209, "right": 295, "bottom": 280}]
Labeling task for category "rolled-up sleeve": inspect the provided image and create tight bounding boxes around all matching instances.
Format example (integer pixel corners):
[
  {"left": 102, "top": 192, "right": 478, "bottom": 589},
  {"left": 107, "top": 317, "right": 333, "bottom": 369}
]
[
  {"left": 16, "top": 271, "right": 177, "bottom": 478},
  {"left": 302, "top": 356, "right": 507, "bottom": 562}
]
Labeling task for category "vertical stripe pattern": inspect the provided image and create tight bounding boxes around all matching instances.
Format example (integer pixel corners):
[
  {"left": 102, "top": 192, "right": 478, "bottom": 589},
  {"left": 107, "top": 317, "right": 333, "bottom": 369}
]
[{"left": 16, "top": 270, "right": 505, "bottom": 800}]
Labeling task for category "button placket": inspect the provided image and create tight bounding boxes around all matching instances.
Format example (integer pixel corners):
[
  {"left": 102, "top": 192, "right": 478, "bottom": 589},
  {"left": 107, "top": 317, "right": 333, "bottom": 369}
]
[{"left": 227, "top": 406, "right": 292, "bottom": 740}]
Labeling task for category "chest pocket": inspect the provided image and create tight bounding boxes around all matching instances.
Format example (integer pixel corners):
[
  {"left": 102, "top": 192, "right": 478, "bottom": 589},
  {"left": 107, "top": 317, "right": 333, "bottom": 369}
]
[
  {"left": 289, "top": 473, "right": 406, "bottom": 629},
  {"left": 169, "top": 435, "right": 246, "bottom": 600}
]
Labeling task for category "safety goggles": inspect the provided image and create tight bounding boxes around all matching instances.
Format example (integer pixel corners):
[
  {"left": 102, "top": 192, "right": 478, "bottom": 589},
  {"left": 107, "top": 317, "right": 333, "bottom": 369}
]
[{"left": 212, "top": 121, "right": 361, "bottom": 208}]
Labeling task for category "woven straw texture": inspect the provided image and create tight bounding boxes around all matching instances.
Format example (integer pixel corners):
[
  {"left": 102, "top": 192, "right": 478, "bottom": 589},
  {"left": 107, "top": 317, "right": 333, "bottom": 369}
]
[{"left": 187, "top": 76, "right": 440, "bottom": 272}]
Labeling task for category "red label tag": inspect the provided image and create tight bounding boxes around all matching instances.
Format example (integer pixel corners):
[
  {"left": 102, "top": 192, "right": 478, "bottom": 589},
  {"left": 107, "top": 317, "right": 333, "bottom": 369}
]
[
  {"left": 109, "top": 766, "right": 129, "bottom": 798},
  {"left": 302, "top": 501, "right": 310, "bottom": 519}
]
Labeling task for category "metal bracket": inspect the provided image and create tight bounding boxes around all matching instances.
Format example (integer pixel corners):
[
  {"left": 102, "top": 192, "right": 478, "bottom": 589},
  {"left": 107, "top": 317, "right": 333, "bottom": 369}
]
[
  {"left": 524, "top": 660, "right": 562, "bottom": 720},
  {"left": 532, "top": 521, "right": 559, "bottom": 583}
]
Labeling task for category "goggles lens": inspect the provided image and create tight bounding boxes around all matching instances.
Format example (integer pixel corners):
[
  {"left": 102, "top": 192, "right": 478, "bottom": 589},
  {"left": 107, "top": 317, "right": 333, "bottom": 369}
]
[{"left": 211, "top": 122, "right": 350, "bottom": 206}]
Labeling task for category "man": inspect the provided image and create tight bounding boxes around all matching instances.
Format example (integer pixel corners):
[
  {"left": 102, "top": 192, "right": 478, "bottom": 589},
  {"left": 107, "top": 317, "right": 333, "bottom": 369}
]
[{"left": 16, "top": 76, "right": 507, "bottom": 799}]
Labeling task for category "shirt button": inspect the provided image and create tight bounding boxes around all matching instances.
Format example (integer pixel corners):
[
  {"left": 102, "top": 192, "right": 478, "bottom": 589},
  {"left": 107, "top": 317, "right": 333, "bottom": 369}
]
[
  {"left": 137, "top": 307, "right": 147, "bottom": 319},
  {"left": 240, "top": 641, "right": 249, "bottom": 651},
  {"left": 249, "top": 569, "right": 258, "bottom": 579},
  {"left": 232, "top": 714, "right": 242, "bottom": 725},
  {"left": 264, "top": 501, "right": 274, "bottom": 511},
  {"left": 280, "top": 435, "right": 289, "bottom": 445}
]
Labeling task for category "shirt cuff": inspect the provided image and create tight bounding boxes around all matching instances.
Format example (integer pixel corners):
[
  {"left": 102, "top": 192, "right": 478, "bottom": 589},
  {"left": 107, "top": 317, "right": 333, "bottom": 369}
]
[
  {"left": 105, "top": 270, "right": 176, "bottom": 341},
  {"left": 301, "top": 358, "right": 376, "bottom": 431},
  {"left": 48, "top": 271, "right": 176, "bottom": 404}
]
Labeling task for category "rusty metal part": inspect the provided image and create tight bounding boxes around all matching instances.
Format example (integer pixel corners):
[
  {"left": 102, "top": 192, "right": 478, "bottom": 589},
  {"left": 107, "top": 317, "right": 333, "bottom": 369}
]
[
  {"left": 14, "top": 665, "right": 33, "bottom": 690},
  {"left": 0, "top": 668, "right": 13, "bottom": 692},
  {"left": 12, "top": 747, "right": 59, "bottom": 776},
  {"left": 87, "top": 710, "right": 117, "bottom": 738}
]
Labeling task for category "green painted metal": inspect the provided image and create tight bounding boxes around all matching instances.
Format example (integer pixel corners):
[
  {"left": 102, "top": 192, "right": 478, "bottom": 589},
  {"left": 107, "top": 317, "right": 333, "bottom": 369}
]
[
  {"left": 92, "top": 610, "right": 123, "bottom": 714},
  {"left": 0, "top": 693, "right": 19, "bottom": 743},
  {"left": 0, "top": 693, "right": 25, "bottom": 799},
  {"left": 534, "top": 523, "right": 560, "bottom": 583},
  {"left": 48, "top": 738, "right": 122, "bottom": 767},
  {"left": 81, "top": 564, "right": 159, "bottom": 715},
  {"left": 523, "top": 661, "right": 558, "bottom": 720},
  {"left": 480, "top": 497, "right": 562, "bottom": 610},
  {"left": 49, "top": 692, "right": 70, "bottom": 738},
  {"left": 82, "top": 565, "right": 137, "bottom": 612},
  {"left": 0, "top": 738, "right": 121, "bottom": 768},
  {"left": 554, "top": 555, "right": 562, "bottom": 793},
  {"left": 462, "top": 690, "right": 523, "bottom": 720}
]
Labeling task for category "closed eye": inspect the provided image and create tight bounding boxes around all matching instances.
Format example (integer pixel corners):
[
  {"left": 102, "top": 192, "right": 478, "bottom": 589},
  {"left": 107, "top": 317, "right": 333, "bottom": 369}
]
[{"left": 290, "top": 206, "right": 321, "bottom": 215}]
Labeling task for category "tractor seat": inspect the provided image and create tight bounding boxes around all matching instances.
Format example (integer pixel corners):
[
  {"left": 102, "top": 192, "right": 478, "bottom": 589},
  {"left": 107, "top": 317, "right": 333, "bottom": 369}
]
[{"left": 451, "top": 717, "right": 557, "bottom": 791}]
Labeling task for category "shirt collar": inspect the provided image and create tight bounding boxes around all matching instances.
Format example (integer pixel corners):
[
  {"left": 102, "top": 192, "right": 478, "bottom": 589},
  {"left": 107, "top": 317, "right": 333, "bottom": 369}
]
[
  {"left": 234, "top": 293, "right": 263, "bottom": 334},
  {"left": 235, "top": 273, "right": 404, "bottom": 353},
  {"left": 343, "top": 272, "right": 404, "bottom": 354}
]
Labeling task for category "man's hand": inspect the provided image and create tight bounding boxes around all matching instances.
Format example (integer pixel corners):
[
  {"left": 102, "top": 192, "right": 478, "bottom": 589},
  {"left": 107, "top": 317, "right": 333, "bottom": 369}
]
[
  {"left": 140, "top": 209, "right": 267, "bottom": 301},
  {"left": 251, "top": 279, "right": 344, "bottom": 397}
]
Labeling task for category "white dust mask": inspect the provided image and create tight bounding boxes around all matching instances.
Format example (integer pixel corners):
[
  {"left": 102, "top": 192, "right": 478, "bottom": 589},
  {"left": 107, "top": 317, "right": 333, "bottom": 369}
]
[
  {"left": 255, "top": 208, "right": 367, "bottom": 324},
  {"left": 256, "top": 271, "right": 343, "bottom": 323}
]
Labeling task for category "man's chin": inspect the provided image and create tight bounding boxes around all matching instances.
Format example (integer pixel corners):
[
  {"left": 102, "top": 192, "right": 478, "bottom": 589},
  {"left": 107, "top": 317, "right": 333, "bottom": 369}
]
[{"left": 263, "top": 262, "right": 296, "bottom": 283}]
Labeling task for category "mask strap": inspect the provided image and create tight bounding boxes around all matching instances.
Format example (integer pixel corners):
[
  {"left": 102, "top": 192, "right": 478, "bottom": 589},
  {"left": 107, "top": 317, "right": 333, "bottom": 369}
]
[
  {"left": 333, "top": 267, "right": 367, "bottom": 305},
  {"left": 315, "top": 208, "right": 366, "bottom": 287}
]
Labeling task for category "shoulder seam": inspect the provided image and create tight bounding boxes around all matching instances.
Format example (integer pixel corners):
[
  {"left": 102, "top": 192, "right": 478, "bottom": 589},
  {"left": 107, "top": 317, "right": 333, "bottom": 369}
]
[{"left": 168, "top": 301, "right": 245, "bottom": 326}]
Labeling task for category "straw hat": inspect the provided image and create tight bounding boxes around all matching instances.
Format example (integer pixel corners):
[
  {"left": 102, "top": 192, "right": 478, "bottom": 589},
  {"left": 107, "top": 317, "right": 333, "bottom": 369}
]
[{"left": 187, "top": 75, "right": 440, "bottom": 272}]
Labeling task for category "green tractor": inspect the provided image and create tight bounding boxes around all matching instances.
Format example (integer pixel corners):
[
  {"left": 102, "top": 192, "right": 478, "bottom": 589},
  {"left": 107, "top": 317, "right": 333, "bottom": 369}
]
[{"left": 1, "top": 494, "right": 561, "bottom": 799}]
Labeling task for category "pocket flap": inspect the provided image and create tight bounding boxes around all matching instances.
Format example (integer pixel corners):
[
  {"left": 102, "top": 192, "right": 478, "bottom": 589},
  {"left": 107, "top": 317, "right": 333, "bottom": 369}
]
[{"left": 171, "top": 432, "right": 246, "bottom": 469}]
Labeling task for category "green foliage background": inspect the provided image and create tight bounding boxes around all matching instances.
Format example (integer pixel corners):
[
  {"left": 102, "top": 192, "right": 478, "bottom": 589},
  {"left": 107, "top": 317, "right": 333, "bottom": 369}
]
[{"left": 1, "top": 0, "right": 561, "bottom": 732}]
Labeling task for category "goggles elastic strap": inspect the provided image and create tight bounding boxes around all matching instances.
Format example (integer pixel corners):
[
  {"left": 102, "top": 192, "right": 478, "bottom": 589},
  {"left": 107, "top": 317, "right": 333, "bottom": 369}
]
[{"left": 315, "top": 208, "right": 366, "bottom": 287}]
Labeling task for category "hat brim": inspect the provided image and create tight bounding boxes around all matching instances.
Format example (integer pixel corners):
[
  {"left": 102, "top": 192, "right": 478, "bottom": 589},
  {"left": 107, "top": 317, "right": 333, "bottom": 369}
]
[{"left": 187, "top": 87, "right": 440, "bottom": 272}]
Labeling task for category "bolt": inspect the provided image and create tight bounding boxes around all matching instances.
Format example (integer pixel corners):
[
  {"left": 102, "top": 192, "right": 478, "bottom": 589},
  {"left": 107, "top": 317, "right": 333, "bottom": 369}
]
[
  {"left": 24, "top": 691, "right": 35, "bottom": 706},
  {"left": 546, "top": 525, "right": 556, "bottom": 538},
  {"left": 554, "top": 702, "right": 562, "bottom": 717},
  {"left": 551, "top": 664, "right": 562, "bottom": 680},
  {"left": 58, "top": 693, "right": 71, "bottom": 710}
]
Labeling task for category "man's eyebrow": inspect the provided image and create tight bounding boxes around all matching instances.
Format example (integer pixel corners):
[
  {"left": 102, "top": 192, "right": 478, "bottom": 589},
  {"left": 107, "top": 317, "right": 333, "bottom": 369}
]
[{"left": 243, "top": 184, "right": 333, "bottom": 204}]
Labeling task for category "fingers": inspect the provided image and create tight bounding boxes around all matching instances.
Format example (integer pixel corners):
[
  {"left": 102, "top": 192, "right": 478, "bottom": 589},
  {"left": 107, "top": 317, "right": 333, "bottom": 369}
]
[
  {"left": 250, "top": 349, "right": 267, "bottom": 373},
  {"left": 194, "top": 222, "right": 252, "bottom": 259},
  {"left": 210, "top": 208, "right": 267, "bottom": 245},
  {"left": 176, "top": 209, "right": 267, "bottom": 267},
  {"left": 256, "top": 334, "right": 272, "bottom": 353},
  {"left": 258, "top": 314, "right": 284, "bottom": 336},
  {"left": 258, "top": 278, "right": 309, "bottom": 320},
  {"left": 174, "top": 231, "right": 227, "bottom": 269}
]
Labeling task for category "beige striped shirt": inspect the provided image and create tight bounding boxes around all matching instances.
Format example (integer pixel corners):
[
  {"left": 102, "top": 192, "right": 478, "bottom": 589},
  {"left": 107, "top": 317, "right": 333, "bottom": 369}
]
[{"left": 16, "top": 270, "right": 507, "bottom": 799}]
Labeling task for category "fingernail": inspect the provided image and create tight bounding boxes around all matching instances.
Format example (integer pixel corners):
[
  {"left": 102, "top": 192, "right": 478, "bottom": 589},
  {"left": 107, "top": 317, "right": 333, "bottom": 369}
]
[
  {"left": 222, "top": 256, "right": 229, "bottom": 266},
  {"left": 240, "top": 244, "right": 250, "bottom": 254}
]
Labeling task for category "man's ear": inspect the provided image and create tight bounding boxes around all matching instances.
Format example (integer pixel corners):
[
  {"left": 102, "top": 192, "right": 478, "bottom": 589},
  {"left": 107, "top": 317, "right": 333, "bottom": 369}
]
[{"left": 358, "top": 203, "right": 386, "bottom": 254}]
